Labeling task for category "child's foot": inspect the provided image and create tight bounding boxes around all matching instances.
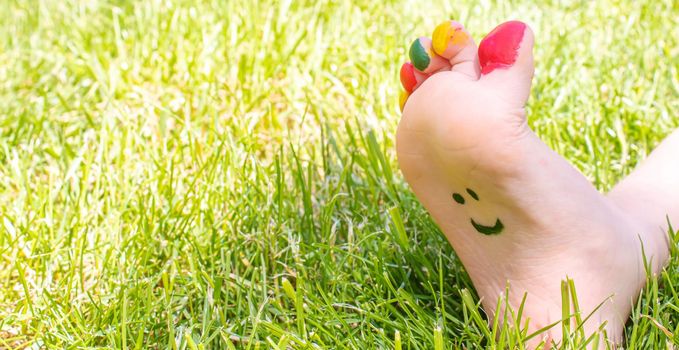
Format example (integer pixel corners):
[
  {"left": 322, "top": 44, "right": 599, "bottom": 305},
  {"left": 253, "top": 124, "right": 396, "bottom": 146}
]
[{"left": 397, "top": 20, "right": 669, "bottom": 345}]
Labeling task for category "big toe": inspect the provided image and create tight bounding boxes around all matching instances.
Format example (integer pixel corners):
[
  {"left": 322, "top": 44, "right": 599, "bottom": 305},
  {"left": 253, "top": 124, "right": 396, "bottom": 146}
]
[{"left": 478, "top": 21, "right": 535, "bottom": 107}]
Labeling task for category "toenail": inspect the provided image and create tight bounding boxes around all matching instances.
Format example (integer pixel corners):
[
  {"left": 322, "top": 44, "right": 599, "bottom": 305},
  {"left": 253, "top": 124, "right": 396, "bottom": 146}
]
[
  {"left": 478, "top": 21, "right": 526, "bottom": 75},
  {"left": 399, "top": 90, "right": 409, "bottom": 111},
  {"left": 432, "top": 21, "right": 468, "bottom": 58},
  {"left": 400, "top": 62, "right": 417, "bottom": 93}
]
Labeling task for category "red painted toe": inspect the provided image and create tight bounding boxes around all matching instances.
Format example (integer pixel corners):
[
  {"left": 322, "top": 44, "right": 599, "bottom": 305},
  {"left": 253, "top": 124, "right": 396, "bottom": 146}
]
[
  {"left": 400, "top": 62, "right": 418, "bottom": 93},
  {"left": 478, "top": 21, "right": 526, "bottom": 75}
]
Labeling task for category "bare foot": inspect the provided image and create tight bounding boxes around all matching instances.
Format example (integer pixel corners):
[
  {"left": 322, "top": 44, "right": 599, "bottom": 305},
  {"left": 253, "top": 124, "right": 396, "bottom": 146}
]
[{"left": 396, "top": 20, "right": 670, "bottom": 346}]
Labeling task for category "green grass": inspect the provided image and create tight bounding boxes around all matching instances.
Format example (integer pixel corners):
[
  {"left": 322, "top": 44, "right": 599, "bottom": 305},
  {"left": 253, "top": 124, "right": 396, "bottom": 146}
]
[{"left": 0, "top": 0, "right": 678, "bottom": 348}]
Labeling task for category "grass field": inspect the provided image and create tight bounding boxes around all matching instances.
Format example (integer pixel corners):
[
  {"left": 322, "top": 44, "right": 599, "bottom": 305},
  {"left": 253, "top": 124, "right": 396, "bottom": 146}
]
[{"left": 1, "top": 0, "right": 678, "bottom": 348}]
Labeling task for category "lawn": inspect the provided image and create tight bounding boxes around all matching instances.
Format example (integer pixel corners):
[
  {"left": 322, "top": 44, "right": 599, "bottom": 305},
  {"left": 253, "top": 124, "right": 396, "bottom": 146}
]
[{"left": 1, "top": 0, "right": 678, "bottom": 348}]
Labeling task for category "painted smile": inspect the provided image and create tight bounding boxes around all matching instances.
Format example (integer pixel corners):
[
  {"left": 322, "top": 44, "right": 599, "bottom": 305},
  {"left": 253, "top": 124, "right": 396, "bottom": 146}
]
[
  {"left": 470, "top": 218, "right": 504, "bottom": 235},
  {"left": 453, "top": 188, "right": 506, "bottom": 235}
]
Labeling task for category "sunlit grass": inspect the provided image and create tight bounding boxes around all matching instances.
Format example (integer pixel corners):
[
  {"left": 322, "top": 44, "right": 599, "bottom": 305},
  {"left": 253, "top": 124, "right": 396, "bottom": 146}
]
[{"left": 0, "top": 0, "right": 677, "bottom": 348}]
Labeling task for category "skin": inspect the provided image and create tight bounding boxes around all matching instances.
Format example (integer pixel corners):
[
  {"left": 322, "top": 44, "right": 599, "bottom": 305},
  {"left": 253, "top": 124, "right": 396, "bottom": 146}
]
[
  {"left": 396, "top": 20, "right": 674, "bottom": 347},
  {"left": 453, "top": 189, "right": 505, "bottom": 235}
]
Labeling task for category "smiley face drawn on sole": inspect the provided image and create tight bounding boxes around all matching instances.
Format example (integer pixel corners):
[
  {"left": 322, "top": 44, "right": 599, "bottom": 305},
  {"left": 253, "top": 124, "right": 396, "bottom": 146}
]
[{"left": 452, "top": 188, "right": 505, "bottom": 235}]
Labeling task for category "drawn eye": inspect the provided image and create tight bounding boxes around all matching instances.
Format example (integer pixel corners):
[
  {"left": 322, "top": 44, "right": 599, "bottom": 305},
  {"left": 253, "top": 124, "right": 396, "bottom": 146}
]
[
  {"left": 466, "top": 188, "right": 479, "bottom": 201},
  {"left": 452, "top": 193, "right": 465, "bottom": 204}
]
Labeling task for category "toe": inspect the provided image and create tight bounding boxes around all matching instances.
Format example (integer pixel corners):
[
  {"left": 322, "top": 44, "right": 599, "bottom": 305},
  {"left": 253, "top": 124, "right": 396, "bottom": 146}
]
[
  {"left": 399, "top": 90, "right": 409, "bottom": 112},
  {"left": 478, "top": 21, "right": 535, "bottom": 106},
  {"left": 399, "top": 62, "right": 429, "bottom": 111},
  {"left": 478, "top": 21, "right": 532, "bottom": 75},
  {"left": 409, "top": 37, "right": 451, "bottom": 74},
  {"left": 400, "top": 62, "right": 428, "bottom": 93},
  {"left": 432, "top": 20, "right": 480, "bottom": 79}
]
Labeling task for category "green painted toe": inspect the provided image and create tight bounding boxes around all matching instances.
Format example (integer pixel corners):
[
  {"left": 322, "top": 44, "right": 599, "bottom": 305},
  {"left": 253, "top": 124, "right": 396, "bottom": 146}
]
[{"left": 409, "top": 38, "right": 430, "bottom": 72}]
